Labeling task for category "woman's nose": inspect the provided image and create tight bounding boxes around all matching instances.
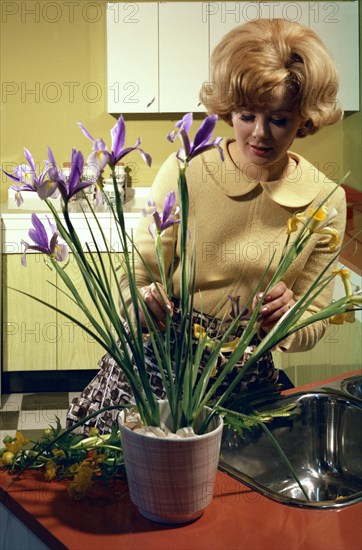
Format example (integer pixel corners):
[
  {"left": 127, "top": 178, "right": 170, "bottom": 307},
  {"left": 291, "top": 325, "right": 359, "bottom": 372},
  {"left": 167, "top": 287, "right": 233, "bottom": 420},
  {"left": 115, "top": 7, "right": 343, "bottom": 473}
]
[{"left": 252, "top": 117, "right": 270, "bottom": 140}]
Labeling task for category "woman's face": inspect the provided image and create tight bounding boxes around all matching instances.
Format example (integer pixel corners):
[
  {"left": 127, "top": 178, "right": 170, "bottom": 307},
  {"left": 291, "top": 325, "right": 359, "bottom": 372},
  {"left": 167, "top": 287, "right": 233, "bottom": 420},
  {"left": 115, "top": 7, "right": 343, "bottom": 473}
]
[{"left": 230, "top": 96, "right": 304, "bottom": 181}]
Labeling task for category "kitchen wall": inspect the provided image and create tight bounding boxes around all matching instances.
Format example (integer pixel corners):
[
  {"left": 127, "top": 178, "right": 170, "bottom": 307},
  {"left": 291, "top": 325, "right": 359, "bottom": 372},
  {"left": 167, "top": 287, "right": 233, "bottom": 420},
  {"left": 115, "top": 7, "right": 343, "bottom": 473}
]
[{"left": 1, "top": 0, "right": 361, "bottom": 205}]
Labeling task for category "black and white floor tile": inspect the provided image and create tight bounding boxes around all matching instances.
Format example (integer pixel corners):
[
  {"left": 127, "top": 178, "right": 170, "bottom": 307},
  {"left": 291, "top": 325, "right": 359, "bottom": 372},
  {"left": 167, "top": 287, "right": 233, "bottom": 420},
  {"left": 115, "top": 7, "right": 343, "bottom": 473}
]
[{"left": 0, "top": 392, "right": 79, "bottom": 445}]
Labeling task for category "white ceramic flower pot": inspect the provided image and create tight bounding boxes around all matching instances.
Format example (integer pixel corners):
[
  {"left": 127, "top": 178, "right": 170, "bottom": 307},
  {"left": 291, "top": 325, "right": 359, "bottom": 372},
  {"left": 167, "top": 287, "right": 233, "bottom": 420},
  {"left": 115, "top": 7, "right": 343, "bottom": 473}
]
[{"left": 119, "top": 400, "right": 223, "bottom": 524}]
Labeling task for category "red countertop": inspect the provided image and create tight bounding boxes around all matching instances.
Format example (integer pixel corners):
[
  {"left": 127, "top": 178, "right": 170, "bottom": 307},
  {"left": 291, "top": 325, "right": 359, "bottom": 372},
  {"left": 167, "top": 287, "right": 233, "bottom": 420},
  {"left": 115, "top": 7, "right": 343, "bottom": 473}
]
[{"left": 1, "top": 370, "right": 362, "bottom": 550}]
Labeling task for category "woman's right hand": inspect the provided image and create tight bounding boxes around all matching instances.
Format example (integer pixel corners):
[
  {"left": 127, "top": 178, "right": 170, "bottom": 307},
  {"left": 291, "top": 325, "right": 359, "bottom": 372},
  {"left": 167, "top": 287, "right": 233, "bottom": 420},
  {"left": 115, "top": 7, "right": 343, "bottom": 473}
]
[{"left": 139, "top": 282, "right": 174, "bottom": 330}]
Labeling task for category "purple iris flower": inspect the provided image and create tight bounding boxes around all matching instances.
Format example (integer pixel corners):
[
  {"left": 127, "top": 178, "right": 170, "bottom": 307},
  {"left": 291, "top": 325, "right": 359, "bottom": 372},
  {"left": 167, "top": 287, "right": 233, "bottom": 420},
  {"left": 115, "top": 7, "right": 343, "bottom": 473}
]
[
  {"left": 142, "top": 191, "right": 180, "bottom": 238},
  {"left": 2, "top": 148, "right": 57, "bottom": 206},
  {"left": 228, "top": 295, "right": 250, "bottom": 322},
  {"left": 167, "top": 113, "right": 224, "bottom": 164},
  {"left": 46, "top": 148, "right": 94, "bottom": 202},
  {"left": 21, "top": 213, "right": 69, "bottom": 266},
  {"left": 77, "top": 115, "right": 152, "bottom": 174}
]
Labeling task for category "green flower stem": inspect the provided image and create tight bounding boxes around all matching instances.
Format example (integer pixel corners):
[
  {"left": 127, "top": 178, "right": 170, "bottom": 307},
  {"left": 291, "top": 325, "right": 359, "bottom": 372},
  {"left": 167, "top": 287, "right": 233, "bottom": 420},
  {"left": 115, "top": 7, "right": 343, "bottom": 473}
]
[{"left": 217, "top": 407, "right": 310, "bottom": 501}]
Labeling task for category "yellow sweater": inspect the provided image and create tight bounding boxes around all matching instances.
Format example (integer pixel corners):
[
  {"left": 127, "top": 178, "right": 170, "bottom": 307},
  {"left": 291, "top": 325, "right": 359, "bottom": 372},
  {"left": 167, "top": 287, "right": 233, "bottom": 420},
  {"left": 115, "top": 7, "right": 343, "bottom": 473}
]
[{"left": 120, "top": 140, "right": 346, "bottom": 353}]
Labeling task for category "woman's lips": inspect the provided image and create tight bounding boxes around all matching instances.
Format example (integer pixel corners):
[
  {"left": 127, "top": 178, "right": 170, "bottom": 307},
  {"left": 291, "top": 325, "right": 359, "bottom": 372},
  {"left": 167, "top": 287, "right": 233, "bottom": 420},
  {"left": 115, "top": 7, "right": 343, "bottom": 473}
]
[{"left": 249, "top": 144, "right": 273, "bottom": 156}]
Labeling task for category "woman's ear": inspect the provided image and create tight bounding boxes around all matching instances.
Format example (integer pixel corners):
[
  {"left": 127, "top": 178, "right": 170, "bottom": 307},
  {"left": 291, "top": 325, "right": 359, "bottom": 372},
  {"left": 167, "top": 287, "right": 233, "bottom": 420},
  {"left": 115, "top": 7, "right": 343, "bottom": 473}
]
[{"left": 297, "top": 119, "right": 312, "bottom": 138}]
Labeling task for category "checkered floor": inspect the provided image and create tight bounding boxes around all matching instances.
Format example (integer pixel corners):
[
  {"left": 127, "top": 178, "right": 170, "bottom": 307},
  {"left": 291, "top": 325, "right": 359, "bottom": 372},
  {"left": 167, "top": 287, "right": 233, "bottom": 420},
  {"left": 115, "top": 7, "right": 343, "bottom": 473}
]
[{"left": 0, "top": 392, "right": 79, "bottom": 445}]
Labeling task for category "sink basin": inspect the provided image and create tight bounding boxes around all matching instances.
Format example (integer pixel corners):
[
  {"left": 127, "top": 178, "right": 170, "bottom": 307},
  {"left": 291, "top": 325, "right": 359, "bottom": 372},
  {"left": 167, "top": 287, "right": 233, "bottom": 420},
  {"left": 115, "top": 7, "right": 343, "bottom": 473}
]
[
  {"left": 219, "top": 392, "right": 362, "bottom": 508},
  {"left": 340, "top": 374, "right": 362, "bottom": 400}
]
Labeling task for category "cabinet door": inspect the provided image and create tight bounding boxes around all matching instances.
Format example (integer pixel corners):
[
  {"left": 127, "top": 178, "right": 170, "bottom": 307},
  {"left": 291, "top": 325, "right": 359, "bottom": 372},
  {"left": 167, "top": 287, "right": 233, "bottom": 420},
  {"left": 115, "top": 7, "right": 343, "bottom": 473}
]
[
  {"left": 106, "top": 2, "right": 159, "bottom": 113},
  {"left": 2, "top": 254, "right": 57, "bottom": 372},
  {"left": 56, "top": 253, "right": 109, "bottom": 370},
  {"left": 159, "top": 2, "right": 209, "bottom": 113},
  {"left": 308, "top": 1, "right": 359, "bottom": 112}
]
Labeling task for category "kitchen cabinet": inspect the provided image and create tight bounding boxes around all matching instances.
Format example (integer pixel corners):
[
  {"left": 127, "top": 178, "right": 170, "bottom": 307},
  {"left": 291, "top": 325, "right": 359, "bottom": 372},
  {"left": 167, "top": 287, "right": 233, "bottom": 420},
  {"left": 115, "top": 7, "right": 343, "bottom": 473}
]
[
  {"left": 2, "top": 254, "right": 57, "bottom": 372},
  {"left": 106, "top": 2, "right": 159, "bottom": 113},
  {"left": 158, "top": 2, "right": 209, "bottom": 113},
  {"left": 56, "top": 253, "right": 110, "bottom": 371},
  {"left": 107, "top": 2, "right": 208, "bottom": 113},
  {"left": 1, "top": 196, "right": 147, "bottom": 374},
  {"left": 106, "top": 1, "right": 359, "bottom": 113}
]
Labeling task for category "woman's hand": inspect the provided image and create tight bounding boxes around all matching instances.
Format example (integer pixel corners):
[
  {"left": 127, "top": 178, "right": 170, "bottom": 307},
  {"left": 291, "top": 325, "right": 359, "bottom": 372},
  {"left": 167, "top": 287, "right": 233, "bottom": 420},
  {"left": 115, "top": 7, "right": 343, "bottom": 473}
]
[
  {"left": 139, "top": 282, "right": 174, "bottom": 330},
  {"left": 252, "top": 281, "right": 294, "bottom": 331}
]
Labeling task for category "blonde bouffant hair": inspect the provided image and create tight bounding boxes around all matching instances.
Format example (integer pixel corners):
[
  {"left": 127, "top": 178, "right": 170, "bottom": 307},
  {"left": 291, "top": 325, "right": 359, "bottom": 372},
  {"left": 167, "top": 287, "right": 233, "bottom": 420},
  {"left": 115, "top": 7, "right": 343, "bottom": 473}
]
[{"left": 200, "top": 19, "right": 342, "bottom": 136}]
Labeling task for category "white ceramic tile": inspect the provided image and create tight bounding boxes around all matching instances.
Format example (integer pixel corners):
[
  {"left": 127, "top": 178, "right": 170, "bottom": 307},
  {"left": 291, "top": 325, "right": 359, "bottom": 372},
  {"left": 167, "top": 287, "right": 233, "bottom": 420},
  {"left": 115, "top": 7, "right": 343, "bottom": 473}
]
[
  {"left": 17, "top": 409, "right": 68, "bottom": 431},
  {"left": 0, "top": 394, "right": 23, "bottom": 412}
]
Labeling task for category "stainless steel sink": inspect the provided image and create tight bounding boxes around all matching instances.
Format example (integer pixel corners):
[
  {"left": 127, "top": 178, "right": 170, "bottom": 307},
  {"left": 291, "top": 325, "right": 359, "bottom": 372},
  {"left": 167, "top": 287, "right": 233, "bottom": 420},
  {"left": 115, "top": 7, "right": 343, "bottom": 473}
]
[
  {"left": 320, "top": 373, "right": 362, "bottom": 402},
  {"left": 340, "top": 374, "right": 362, "bottom": 400},
  {"left": 219, "top": 391, "right": 362, "bottom": 508}
]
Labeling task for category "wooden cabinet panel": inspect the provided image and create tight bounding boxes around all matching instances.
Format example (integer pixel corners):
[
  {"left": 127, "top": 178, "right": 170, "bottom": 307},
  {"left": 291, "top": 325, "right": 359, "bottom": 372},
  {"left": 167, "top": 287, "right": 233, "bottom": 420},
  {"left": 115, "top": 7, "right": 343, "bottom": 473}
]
[
  {"left": 56, "top": 253, "right": 109, "bottom": 371},
  {"left": 2, "top": 255, "right": 57, "bottom": 372}
]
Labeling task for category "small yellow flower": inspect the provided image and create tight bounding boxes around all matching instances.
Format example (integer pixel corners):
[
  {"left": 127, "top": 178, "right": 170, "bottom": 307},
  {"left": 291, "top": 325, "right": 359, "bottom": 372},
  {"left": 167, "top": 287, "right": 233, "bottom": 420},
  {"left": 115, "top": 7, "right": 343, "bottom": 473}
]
[
  {"left": 220, "top": 338, "right": 240, "bottom": 354},
  {"left": 287, "top": 212, "right": 305, "bottom": 234},
  {"left": 333, "top": 268, "right": 353, "bottom": 296},
  {"left": 68, "top": 461, "right": 93, "bottom": 501},
  {"left": 1, "top": 451, "right": 15, "bottom": 466},
  {"left": 52, "top": 448, "right": 66, "bottom": 460},
  {"left": 5, "top": 431, "right": 30, "bottom": 455},
  {"left": 193, "top": 323, "right": 214, "bottom": 348},
  {"left": 309, "top": 206, "right": 327, "bottom": 227},
  {"left": 287, "top": 206, "right": 340, "bottom": 251},
  {"left": 89, "top": 427, "right": 99, "bottom": 436},
  {"left": 95, "top": 453, "right": 105, "bottom": 466},
  {"left": 193, "top": 323, "right": 206, "bottom": 339},
  {"left": 329, "top": 311, "right": 355, "bottom": 325},
  {"left": 44, "top": 460, "right": 58, "bottom": 481}
]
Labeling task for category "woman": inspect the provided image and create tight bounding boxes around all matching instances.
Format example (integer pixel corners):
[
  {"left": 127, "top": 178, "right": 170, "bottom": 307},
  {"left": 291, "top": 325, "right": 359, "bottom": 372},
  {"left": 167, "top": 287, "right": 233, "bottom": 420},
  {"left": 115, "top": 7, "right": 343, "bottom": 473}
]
[{"left": 67, "top": 18, "right": 346, "bottom": 433}]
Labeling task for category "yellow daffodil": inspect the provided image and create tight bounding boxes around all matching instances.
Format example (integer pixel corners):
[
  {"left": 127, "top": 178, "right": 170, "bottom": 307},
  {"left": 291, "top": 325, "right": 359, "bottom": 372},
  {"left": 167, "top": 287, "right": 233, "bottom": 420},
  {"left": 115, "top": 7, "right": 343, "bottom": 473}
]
[
  {"left": 330, "top": 311, "right": 356, "bottom": 325},
  {"left": 68, "top": 461, "right": 93, "bottom": 501},
  {"left": 287, "top": 206, "right": 340, "bottom": 251},
  {"left": 193, "top": 323, "right": 214, "bottom": 348},
  {"left": 220, "top": 338, "right": 240, "bottom": 354},
  {"left": 1, "top": 451, "right": 15, "bottom": 466},
  {"left": 5, "top": 431, "right": 30, "bottom": 455},
  {"left": 44, "top": 460, "right": 58, "bottom": 481},
  {"left": 333, "top": 268, "right": 353, "bottom": 296},
  {"left": 287, "top": 212, "right": 306, "bottom": 234},
  {"left": 309, "top": 206, "right": 337, "bottom": 232},
  {"left": 52, "top": 448, "right": 66, "bottom": 460}
]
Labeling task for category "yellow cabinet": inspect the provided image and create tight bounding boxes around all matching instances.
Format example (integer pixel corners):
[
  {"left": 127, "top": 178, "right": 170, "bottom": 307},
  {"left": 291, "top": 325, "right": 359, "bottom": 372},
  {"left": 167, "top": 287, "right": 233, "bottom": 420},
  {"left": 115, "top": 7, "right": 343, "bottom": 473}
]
[
  {"left": 2, "top": 252, "right": 117, "bottom": 372},
  {"left": 56, "top": 253, "right": 110, "bottom": 371},
  {"left": 2, "top": 254, "right": 57, "bottom": 372}
]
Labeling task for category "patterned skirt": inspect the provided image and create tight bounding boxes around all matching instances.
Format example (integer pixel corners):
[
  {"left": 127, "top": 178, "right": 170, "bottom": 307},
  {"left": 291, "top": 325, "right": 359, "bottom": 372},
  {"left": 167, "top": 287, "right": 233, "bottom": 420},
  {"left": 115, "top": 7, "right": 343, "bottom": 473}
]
[{"left": 66, "top": 301, "right": 278, "bottom": 434}]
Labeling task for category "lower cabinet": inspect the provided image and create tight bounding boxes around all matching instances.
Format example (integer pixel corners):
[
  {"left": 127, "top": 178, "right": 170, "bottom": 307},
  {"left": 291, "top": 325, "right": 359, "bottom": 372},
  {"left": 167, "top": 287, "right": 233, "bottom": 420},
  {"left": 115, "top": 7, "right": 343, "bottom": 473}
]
[{"left": 2, "top": 253, "right": 112, "bottom": 372}]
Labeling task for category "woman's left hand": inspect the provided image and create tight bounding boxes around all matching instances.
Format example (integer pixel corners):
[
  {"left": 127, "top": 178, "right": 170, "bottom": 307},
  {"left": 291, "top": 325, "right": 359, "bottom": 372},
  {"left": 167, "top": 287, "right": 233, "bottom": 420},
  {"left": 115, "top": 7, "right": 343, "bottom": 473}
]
[{"left": 252, "top": 281, "right": 295, "bottom": 330}]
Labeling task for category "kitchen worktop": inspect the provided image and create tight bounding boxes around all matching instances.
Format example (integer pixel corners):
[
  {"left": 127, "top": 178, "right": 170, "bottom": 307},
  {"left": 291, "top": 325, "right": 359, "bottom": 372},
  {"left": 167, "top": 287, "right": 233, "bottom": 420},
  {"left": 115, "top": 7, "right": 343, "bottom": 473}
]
[
  {"left": 2, "top": 184, "right": 361, "bottom": 276},
  {"left": 1, "top": 187, "right": 152, "bottom": 254},
  {"left": 1, "top": 371, "right": 361, "bottom": 550}
]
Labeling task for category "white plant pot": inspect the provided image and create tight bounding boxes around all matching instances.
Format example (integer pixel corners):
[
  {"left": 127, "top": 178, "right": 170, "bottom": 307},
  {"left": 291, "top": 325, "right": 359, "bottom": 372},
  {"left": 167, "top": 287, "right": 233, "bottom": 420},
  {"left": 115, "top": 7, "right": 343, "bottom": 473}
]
[{"left": 119, "top": 400, "right": 223, "bottom": 524}]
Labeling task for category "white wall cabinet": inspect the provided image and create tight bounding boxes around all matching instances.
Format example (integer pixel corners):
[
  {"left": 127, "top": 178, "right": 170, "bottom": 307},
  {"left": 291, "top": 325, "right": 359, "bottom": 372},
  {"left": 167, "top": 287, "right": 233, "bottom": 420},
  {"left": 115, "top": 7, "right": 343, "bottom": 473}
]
[
  {"left": 107, "top": 2, "right": 159, "bottom": 113},
  {"left": 107, "top": 1, "right": 359, "bottom": 114},
  {"left": 159, "top": 2, "right": 209, "bottom": 113}
]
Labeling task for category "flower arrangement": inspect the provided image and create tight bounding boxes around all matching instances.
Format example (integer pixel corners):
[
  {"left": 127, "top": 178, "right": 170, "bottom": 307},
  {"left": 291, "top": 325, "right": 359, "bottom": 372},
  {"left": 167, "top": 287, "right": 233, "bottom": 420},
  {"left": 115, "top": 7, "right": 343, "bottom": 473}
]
[
  {"left": 1, "top": 114, "right": 361, "bottom": 496},
  {"left": 1, "top": 422, "right": 125, "bottom": 501}
]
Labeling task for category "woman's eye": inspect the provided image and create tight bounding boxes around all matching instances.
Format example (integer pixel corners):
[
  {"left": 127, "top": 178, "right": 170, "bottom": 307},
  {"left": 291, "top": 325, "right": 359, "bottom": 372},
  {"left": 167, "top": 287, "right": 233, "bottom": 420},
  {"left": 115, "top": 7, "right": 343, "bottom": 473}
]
[
  {"left": 240, "top": 114, "right": 255, "bottom": 122},
  {"left": 271, "top": 118, "right": 288, "bottom": 127}
]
